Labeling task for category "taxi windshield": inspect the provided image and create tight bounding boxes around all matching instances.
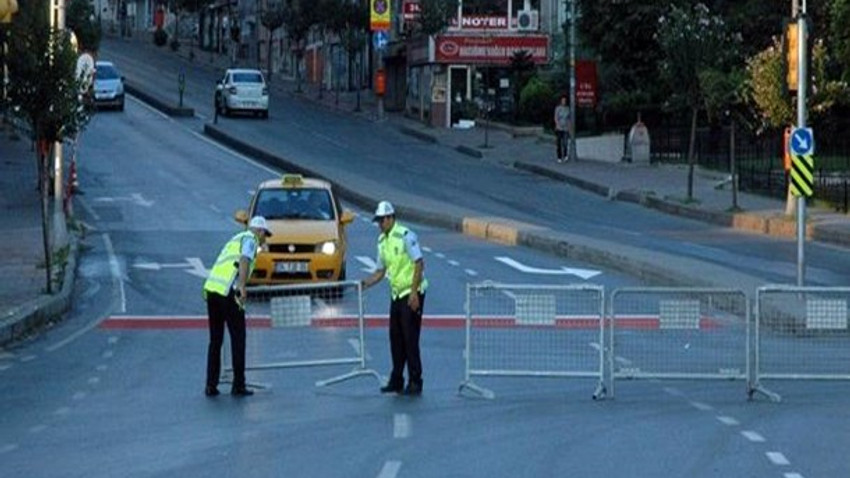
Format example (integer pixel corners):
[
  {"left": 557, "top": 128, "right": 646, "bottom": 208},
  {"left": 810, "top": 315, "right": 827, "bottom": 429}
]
[{"left": 254, "top": 188, "right": 335, "bottom": 221}]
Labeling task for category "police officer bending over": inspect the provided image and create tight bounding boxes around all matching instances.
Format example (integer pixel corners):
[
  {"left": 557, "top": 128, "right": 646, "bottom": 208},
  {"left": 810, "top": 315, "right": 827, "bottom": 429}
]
[{"left": 361, "top": 201, "right": 428, "bottom": 396}]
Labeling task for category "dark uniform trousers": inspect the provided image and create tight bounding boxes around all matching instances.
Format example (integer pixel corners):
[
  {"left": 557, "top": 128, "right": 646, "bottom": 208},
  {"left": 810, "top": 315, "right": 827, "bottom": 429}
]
[
  {"left": 205, "top": 289, "right": 247, "bottom": 389},
  {"left": 387, "top": 292, "right": 426, "bottom": 387}
]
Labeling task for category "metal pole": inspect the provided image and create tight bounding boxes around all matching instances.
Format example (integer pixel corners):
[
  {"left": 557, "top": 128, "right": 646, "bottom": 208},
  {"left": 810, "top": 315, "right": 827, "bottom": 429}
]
[
  {"left": 51, "top": 0, "right": 66, "bottom": 214},
  {"left": 731, "top": 118, "right": 738, "bottom": 210},
  {"left": 796, "top": 0, "right": 807, "bottom": 286},
  {"left": 567, "top": 0, "right": 577, "bottom": 161}
]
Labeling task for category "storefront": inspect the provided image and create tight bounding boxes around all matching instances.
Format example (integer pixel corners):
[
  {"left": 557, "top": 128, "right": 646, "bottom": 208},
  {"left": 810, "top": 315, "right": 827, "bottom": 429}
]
[{"left": 407, "top": 33, "right": 549, "bottom": 128}]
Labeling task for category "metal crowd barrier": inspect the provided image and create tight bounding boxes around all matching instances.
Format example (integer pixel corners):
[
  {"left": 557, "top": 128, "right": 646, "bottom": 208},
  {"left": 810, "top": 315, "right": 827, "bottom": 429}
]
[
  {"left": 458, "top": 282, "right": 606, "bottom": 399},
  {"left": 751, "top": 285, "right": 850, "bottom": 402},
  {"left": 608, "top": 287, "right": 750, "bottom": 399},
  {"left": 223, "top": 280, "right": 382, "bottom": 388}
]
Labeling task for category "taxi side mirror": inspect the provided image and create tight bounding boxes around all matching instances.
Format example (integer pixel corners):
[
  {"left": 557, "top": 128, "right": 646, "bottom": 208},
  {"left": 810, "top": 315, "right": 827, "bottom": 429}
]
[
  {"left": 234, "top": 209, "right": 249, "bottom": 225},
  {"left": 340, "top": 210, "right": 355, "bottom": 225}
]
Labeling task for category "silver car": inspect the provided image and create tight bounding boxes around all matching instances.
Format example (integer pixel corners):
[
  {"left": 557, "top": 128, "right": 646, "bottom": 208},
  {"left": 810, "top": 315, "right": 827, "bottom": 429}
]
[
  {"left": 215, "top": 68, "right": 269, "bottom": 119},
  {"left": 93, "top": 61, "right": 125, "bottom": 111}
]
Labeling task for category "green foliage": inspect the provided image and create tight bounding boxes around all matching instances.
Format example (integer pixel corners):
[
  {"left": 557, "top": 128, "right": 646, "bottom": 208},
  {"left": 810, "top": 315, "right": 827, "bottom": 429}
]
[
  {"left": 66, "top": 0, "right": 101, "bottom": 53},
  {"left": 829, "top": 0, "right": 850, "bottom": 83},
  {"left": 510, "top": 50, "right": 535, "bottom": 120},
  {"left": 6, "top": 0, "right": 92, "bottom": 144},
  {"left": 154, "top": 27, "right": 168, "bottom": 47},
  {"left": 414, "top": 0, "right": 458, "bottom": 37},
  {"left": 745, "top": 36, "right": 849, "bottom": 132},
  {"left": 518, "top": 76, "right": 556, "bottom": 128}
]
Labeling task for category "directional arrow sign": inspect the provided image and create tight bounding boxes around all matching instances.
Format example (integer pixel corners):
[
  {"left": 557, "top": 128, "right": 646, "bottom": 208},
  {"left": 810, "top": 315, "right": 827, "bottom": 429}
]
[
  {"left": 495, "top": 256, "right": 601, "bottom": 280},
  {"left": 790, "top": 127, "right": 814, "bottom": 156}
]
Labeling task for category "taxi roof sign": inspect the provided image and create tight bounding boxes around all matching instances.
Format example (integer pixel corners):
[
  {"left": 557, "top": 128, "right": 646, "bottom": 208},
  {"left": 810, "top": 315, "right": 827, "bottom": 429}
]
[{"left": 281, "top": 174, "right": 304, "bottom": 187}]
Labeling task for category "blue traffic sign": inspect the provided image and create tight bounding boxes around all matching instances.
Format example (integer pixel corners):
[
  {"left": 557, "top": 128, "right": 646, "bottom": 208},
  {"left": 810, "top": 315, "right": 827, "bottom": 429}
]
[
  {"left": 790, "top": 127, "right": 815, "bottom": 156},
  {"left": 373, "top": 31, "right": 389, "bottom": 50}
]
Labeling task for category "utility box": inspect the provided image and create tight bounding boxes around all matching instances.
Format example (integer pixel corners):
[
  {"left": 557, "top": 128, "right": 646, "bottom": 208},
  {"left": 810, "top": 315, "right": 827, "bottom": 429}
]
[{"left": 628, "top": 119, "right": 651, "bottom": 163}]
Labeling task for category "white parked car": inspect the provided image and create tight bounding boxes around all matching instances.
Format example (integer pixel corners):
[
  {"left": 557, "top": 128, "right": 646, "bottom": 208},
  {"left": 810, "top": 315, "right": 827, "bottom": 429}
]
[
  {"left": 215, "top": 68, "right": 269, "bottom": 119},
  {"left": 93, "top": 61, "right": 125, "bottom": 111}
]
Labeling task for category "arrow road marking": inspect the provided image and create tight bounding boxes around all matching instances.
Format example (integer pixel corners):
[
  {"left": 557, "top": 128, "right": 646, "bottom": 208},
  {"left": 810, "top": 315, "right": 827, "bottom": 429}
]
[
  {"left": 495, "top": 256, "right": 601, "bottom": 280},
  {"left": 356, "top": 255, "right": 378, "bottom": 273},
  {"left": 133, "top": 257, "right": 208, "bottom": 279}
]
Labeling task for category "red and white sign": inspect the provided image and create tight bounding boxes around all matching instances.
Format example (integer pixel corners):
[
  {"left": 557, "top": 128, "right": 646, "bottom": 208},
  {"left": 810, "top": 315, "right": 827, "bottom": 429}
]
[
  {"left": 575, "top": 60, "right": 598, "bottom": 108},
  {"left": 435, "top": 35, "right": 548, "bottom": 65},
  {"left": 402, "top": 0, "right": 420, "bottom": 21},
  {"left": 449, "top": 15, "right": 509, "bottom": 30}
]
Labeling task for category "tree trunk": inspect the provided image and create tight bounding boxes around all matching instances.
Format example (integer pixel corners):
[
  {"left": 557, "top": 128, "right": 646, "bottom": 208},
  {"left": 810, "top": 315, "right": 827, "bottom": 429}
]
[
  {"left": 687, "top": 107, "right": 698, "bottom": 201},
  {"left": 38, "top": 137, "right": 53, "bottom": 294},
  {"left": 267, "top": 35, "right": 274, "bottom": 81}
]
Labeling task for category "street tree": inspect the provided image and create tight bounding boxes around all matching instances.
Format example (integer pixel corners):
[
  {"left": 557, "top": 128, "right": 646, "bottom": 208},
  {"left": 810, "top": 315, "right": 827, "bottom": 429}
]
[
  {"left": 65, "top": 0, "right": 101, "bottom": 53},
  {"left": 656, "top": 3, "right": 739, "bottom": 201},
  {"left": 282, "top": 0, "right": 321, "bottom": 93},
  {"left": 336, "top": 0, "right": 367, "bottom": 108},
  {"left": 260, "top": 2, "right": 285, "bottom": 81},
  {"left": 6, "top": 0, "right": 92, "bottom": 294},
  {"left": 413, "top": 0, "right": 458, "bottom": 37},
  {"left": 828, "top": 0, "right": 850, "bottom": 83}
]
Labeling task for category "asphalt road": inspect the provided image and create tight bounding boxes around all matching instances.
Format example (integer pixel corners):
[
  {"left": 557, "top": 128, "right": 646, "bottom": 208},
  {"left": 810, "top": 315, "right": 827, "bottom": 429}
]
[{"left": 1, "top": 81, "right": 848, "bottom": 478}]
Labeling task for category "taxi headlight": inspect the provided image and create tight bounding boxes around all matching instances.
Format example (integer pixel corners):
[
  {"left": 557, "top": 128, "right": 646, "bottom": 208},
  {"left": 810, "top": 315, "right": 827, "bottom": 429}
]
[{"left": 319, "top": 241, "right": 336, "bottom": 255}]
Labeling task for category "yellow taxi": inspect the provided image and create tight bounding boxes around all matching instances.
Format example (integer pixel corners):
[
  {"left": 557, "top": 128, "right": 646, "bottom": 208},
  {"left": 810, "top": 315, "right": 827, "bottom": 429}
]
[{"left": 236, "top": 174, "right": 354, "bottom": 286}]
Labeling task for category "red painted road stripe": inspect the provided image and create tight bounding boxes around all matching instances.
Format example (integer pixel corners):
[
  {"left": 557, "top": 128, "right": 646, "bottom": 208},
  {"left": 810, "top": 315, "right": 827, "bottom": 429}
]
[{"left": 99, "top": 315, "right": 722, "bottom": 330}]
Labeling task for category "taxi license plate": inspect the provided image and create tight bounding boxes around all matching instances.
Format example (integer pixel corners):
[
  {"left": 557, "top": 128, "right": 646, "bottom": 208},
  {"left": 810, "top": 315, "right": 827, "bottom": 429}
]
[{"left": 275, "top": 261, "right": 308, "bottom": 273}]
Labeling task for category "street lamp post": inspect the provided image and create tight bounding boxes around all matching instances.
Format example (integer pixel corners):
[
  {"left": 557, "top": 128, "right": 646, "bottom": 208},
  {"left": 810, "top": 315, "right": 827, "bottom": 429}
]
[{"left": 567, "top": 0, "right": 577, "bottom": 162}]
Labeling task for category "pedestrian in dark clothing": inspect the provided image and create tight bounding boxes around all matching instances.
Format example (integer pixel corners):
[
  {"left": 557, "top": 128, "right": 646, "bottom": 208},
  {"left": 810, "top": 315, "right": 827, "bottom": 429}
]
[{"left": 554, "top": 94, "right": 571, "bottom": 162}]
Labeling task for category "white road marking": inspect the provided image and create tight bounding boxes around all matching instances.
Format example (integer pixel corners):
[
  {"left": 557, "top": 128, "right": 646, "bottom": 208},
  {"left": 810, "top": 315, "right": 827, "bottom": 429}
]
[
  {"left": 189, "top": 129, "right": 281, "bottom": 176},
  {"left": 108, "top": 336, "right": 119, "bottom": 345},
  {"left": 784, "top": 473, "right": 804, "bottom": 478},
  {"left": 435, "top": 252, "right": 445, "bottom": 259},
  {"left": 78, "top": 198, "right": 101, "bottom": 221},
  {"left": 72, "top": 391, "right": 88, "bottom": 401},
  {"left": 102, "top": 350, "right": 114, "bottom": 359},
  {"left": 495, "top": 256, "right": 601, "bottom": 279},
  {"left": 422, "top": 247, "right": 432, "bottom": 253},
  {"left": 54, "top": 407, "right": 71, "bottom": 416},
  {"left": 464, "top": 268, "right": 478, "bottom": 276},
  {"left": 766, "top": 452, "right": 790, "bottom": 466},
  {"left": 88, "top": 377, "right": 101, "bottom": 385},
  {"left": 614, "top": 356, "right": 632, "bottom": 365},
  {"left": 741, "top": 430, "right": 765, "bottom": 442},
  {"left": 588, "top": 342, "right": 601, "bottom": 351},
  {"left": 0, "top": 364, "right": 11, "bottom": 371},
  {"left": 663, "top": 387, "right": 684, "bottom": 397},
  {"left": 447, "top": 260, "right": 459, "bottom": 266},
  {"left": 0, "top": 444, "right": 18, "bottom": 454},
  {"left": 393, "top": 413, "right": 411, "bottom": 439},
  {"left": 377, "top": 460, "right": 402, "bottom": 478},
  {"left": 356, "top": 255, "right": 378, "bottom": 273},
  {"left": 46, "top": 313, "right": 109, "bottom": 353},
  {"left": 20, "top": 355, "right": 36, "bottom": 362},
  {"left": 716, "top": 416, "right": 739, "bottom": 426},
  {"left": 29, "top": 424, "right": 48, "bottom": 434},
  {"left": 103, "top": 233, "right": 126, "bottom": 314},
  {"left": 0, "top": 350, "right": 14, "bottom": 360},
  {"left": 690, "top": 401, "right": 713, "bottom": 411},
  {"left": 209, "top": 204, "right": 222, "bottom": 213},
  {"left": 96, "top": 365, "right": 108, "bottom": 371}
]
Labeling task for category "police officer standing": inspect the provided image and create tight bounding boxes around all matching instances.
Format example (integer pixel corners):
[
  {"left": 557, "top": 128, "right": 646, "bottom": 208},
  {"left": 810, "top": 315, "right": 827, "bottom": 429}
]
[
  {"left": 361, "top": 201, "right": 428, "bottom": 396},
  {"left": 203, "top": 216, "right": 272, "bottom": 397}
]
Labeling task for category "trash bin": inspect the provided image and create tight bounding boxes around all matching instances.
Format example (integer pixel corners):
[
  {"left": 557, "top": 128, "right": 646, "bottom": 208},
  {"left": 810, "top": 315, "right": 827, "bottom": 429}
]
[{"left": 628, "top": 118, "right": 651, "bottom": 164}]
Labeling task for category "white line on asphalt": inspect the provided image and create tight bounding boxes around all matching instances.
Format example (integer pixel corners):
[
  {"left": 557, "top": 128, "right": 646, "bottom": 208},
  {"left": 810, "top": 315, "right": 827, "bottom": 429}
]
[
  {"left": 102, "top": 350, "right": 114, "bottom": 359},
  {"left": 312, "top": 131, "right": 348, "bottom": 149},
  {"left": 464, "top": 268, "right": 478, "bottom": 276},
  {"left": 0, "top": 364, "right": 10, "bottom": 371},
  {"left": 766, "top": 452, "right": 790, "bottom": 466},
  {"left": 0, "top": 444, "right": 18, "bottom": 454},
  {"left": 28, "top": 424, "right": 48, "bottom": 434},
  {"left": 377, "top": 460, "right": 402, "bottom": 478},
  {"left": 447, "top": 260, "right": 459, "bottom": 266},
  {"left": 663, "top": 387, "right": 684, "bottom": 397},
  {"left": 96, "top": 365, "right": 108, "bottom": 371},
  {"left": 46, "top": 313, "right": 108, "bottom": 352},
  {"left": 72, "top": 391, "right": 88, "bottom": 401},
  {"left": 103, "top": 233, "right": 126, "bottom": 314},
  {"left": 716, "top": 416, "right": 739, "bottom": 426},
  {"left": 210, "top": 204, "right": 221, "bottom": 213},
  {"left": 78, "top": 198, "right": 101, "bottom": 222},
  {"left": 54, "top": 407, "right": 70, "bottom": 416},
  {"left": 0, "top": 350, "right": 15, "bottom": 360},
  {"left": 435, "top": 253, "right": 445, "bottom": 259},
  {"left": 690, "top": 401, "right": 713, "bottom": 411},
  {"left": 189, "top": 130, "right": 280, "bottom": 177},
  {"left": 393, "top": 413, "right": 411, "bottom": 439},
  {"left": 108, "top": 336, "right": 119, "bottom": 345},
  {"left": 741, "top": 430, "right": 765, "bottom": 442},
  {"left": 133, "top": 94, "right": 172, "bottom": 120},
  {"left": 20, "top": 355, "right": 36, "bottom": 362},
  {"left": 422, "top": 247, "right": 432, "bottom": 253},
  {"left": 88, "top": 377, "right": 100, "bottom": 385},
  {"left": 588, "top": 342, "right": 600, "bottom": 351},
  {"left": 614, "top": 356, "right": 632, "bottom": 365},
  {"left": 784, "top": 473, "right": 804, "bottom": 478}
]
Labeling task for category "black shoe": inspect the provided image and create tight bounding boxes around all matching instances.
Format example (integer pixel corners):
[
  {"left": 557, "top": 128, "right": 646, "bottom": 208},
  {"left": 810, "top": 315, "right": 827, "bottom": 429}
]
[
  {"left": 205, "top": 386, "right": 220, "bottom": 397},
  {"left": 231, "top": 387, "right": 254, "bottom": 397},
  {"left": 403, "top": 381, "right": 423, "bottom": 396},
  {"left": 380, "top": 382, "right": 404, "bottom": 394}
]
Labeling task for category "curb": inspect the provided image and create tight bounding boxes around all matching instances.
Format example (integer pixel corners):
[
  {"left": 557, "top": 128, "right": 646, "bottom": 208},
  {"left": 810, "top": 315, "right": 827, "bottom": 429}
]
[
  {"left": 0, "top": 234, "right": 78, "bottom": 347},
  {"left": 125, "top": 81, "right": 195, "bottom": 117}
]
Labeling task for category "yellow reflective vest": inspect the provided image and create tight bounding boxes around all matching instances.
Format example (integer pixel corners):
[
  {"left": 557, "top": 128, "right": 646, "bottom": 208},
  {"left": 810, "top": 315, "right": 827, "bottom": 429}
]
[
  {"left": 378, "top": 223, "right": 428, "bottom": 300},
  {"left": 203, "top": 231, "right": 256, "bottom": 297}
]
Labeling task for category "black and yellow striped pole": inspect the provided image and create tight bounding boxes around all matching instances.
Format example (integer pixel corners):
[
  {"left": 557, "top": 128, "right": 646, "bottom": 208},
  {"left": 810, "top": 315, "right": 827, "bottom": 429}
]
[{"left": 789, "top": 153, "right": 814, "bottom": 198}]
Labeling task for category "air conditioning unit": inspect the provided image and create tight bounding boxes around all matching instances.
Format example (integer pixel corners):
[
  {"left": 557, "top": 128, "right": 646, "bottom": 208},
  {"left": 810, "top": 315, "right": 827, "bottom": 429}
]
[{"left": 517, "top": 9, "right": 539, "bottom": 31}]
